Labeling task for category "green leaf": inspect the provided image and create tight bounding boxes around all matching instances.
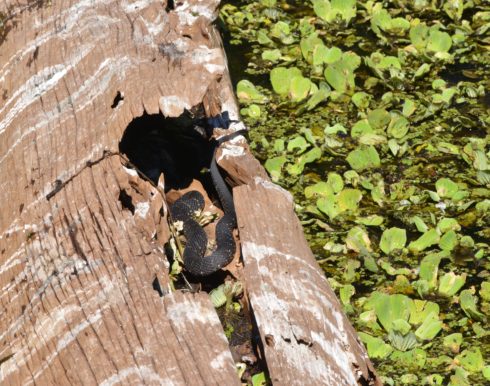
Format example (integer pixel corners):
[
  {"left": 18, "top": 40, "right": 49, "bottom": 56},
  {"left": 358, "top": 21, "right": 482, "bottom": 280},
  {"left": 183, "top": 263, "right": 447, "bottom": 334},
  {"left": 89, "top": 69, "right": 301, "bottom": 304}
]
[
  {"left": 323, "top": 46, "right": 343, "bottom": 64},
  {"left": 419, "top": 253, "right": 442, "bottom": 290},
  {"left": 327, "top": 172, "right": 344, "bottom": 193},
  {"left": 324, "top": 64, "right": 347, "bottom": 93},
  {"left": 287, "top": 147, "right": 322, "bottom": 175},
  {"left": 312, "top": 0, "right": 357, "bottom": 24},
  {"left": 351, "top": 92, "right": 371, "bottom": 109},
  {"left": 209, "top": 284, "right": 227, "bottom": 308},
  {"left": 270, "top": 67, "right": 291, "bottom": 95},
  {"left": 324, "top": 123, "right": 347, "bottom": 135},
  {"left": 443, "top": 0, "right": 464, "bottom": 21},
  {"left": 273, "top": 139, "right": 284, "bottom": 152},
  {"left": 380, "top": 227, "right": 407, "bottom": 255},
  {"left": 439, "top": 230, "right": 458, "bottom": 251},
  {"left": 483, "top": 366, "right": 490, "bottom": 381},
  {"left": 480, "top": 282, "right": 490, "bottom": 302},
  {"left": 270, "top": 67, "right": 302, "bottom": 95},
  {"left": 317, "top": 194, "right": 339, "bottom": 220},
  {"left": 251, "top": 371, "right": 267, "bottom": 386},
  {"left": 287, "top": 136, "right": 309, "bottom": 153},
  {"left": 426, "top": 30, "right": 452, "bottom": 54},
  {"left": 351, "top": 120, "right": 373, "bottom": 138},
  {"left": 257, "top": 29, "right": 274, "bottom": 45},
  {"left": 236, "top": 80, "right": 267, "bottom": 103},
  {"left": 435, "top": 178, "right": 459, "bottom": 198},
  {"left": 312, "top": 0, "right": 331, "bottom": 22},
  {"left": 414, "top": 63, "right": 431, "bottom": 78},
  {"left": 358, "top": 133, "right": 387, "bottom": 146},
  {"left": 300, "top": 32, "right": 323, "bottom": 63},
  {"left": 367, "top": 108, "right": 391, "bottom": 130},
  {"left": 264, "top": 156, "right": 287, "bottom": 182},
  {"left": 443, "top": 333, "right": 463, "bottom": 354},
  {"left": 355, "top": 215, "right": 384, "bottom": 226},
  {"left": 289, "top": 75, "right": 312, "bottom": 102},
  {"left": 270, "top": 21, "right": 294, "bottom": 44},
  {"left": 312, "top": 44, "right": 329, "bottom": 66},
  {"left": 340, "top": 286, "right": 355, "bottom": 314},
  {"left": 373, "top": 293, "right": 412, "bottom": 332},
  {"left": 337, "top": 189, "right": 363, "bottom": 212},
  {"left": 390, "top": 349, "right": 427, "bottom": 369},
  {"left": 371, "top": 6, "right": 409, "bottom": 36},
  {"left": 305, "top": 82, "right": 330, "bottom": 110},
  {"left": 244, "top": 104, "right": 261, "bottom": 118},
  {"left": 392, "top": 319, "right": 412, "bottom": 335},
  {"left": 411, "top": 216, "right": 429, "bottom": 233},
  {"left": 262, "top": 49, "right": 282, "bottom": 62},
  {"left": 346, "top": 226, "right": 371, "bottom": 253},
  {"left": 415, "top": 313, "right": 442, "bottom": 340},
  {"left": 460, "top": 289, "right": 485, "bottom": 320},
  {"left": 437, "top": 218, "right": 461, "bottom": 233},
  {"left": 332, "top": 0, "right": 357, "bottom": 23},
  {"left": 456, "top": 348, "right": 484, "bottom": 373},
  {"left": 402, "top": 99, "right": 416, "bottom": 117},
  {"left": 305, "top": 182, "right": 333, "bottom": 199},
  {"left": 410, "top": 23, "right": 429, "bottom": 50},
  {"left": 408, "top": 229, "right": 440, "bottom": 253},
  {"left": 438, "top": 272, "right": 466, "bottom": 297},
  {"left": 409, "top": 300, "right": 440, "bottom": 325},
  {"left": 387, "top": 113, "right": 409, "bottom": 139},
  {"left": 324, "top": 51, "right": 360, "bottom": 94},
  {"left": 260, "top": 0, "right": 277, "bottom": 7},
  {"left": 358, "top": 332, "right": 393, "bottom": 359},
  {"left": 346, "top": 145, "right": 381, "bottom": 171},
  {"left": 388, "top": 331, "right": 419, "bottom": 352}
]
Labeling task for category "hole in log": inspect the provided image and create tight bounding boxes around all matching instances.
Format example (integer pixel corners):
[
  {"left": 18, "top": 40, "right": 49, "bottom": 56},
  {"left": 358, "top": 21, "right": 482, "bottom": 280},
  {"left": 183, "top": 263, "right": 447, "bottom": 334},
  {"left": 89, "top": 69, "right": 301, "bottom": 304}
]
[
  {"left": 118, "top": 111, "right": 262, "bottom": 381},
  {"left": 111, "top": 91, "right": 124, "bottom": 108},
  {"left": 118, "top": 110, "right": 244, "bottom": 280},
  {"left": 118, "top": 189, "right": 135, "bottom": 214},
  {"left": 119, "top": 111, "right": 212, "bottom": 190},
  {"left": 152, "top": 277, "right": 164, "bottom": 297},
  {"left": 264, "top": 334, "right": 275, "bottom": 347},
  {"left": 165, "top": 0, "right": 175, "bottom": 11}
]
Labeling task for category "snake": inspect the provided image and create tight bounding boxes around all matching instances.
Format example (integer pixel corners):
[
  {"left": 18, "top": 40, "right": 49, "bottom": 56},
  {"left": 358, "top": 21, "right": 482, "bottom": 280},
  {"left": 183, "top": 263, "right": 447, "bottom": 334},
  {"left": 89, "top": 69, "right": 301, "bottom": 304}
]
[{"left": 170, "top": 127, "right": 246, "bottom": 276}]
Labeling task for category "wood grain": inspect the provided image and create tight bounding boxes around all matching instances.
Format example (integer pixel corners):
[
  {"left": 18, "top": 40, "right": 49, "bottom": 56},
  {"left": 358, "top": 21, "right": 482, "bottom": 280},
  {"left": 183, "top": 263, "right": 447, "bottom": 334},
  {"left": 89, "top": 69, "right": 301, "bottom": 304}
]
[
  {"left": 234, "top": 178, "right": 380, "bottom": 386},
  {"left": 0, "top": 1, "right": 239, "bottom": 384}
]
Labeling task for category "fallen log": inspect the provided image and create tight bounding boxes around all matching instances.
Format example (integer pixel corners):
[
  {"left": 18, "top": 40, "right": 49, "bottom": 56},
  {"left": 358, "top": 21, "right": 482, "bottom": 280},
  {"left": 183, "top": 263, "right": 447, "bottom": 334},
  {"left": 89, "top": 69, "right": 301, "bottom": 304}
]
[{"left": 0, "top": 1, "right": 381, "bottom": 385}]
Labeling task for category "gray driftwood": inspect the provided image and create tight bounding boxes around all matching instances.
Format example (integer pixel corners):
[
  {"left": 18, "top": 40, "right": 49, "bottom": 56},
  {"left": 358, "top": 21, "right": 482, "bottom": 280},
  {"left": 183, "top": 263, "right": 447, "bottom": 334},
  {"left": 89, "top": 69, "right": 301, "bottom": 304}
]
[{"left": 0, "top": 0, "right": 380, "bottom": 385}]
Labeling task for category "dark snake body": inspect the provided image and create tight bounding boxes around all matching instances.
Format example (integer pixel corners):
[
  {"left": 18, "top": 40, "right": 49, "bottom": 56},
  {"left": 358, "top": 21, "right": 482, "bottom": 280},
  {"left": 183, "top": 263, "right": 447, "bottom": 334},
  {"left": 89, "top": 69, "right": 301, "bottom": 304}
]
[{"left": 170, "top": 129, "right": 245, "bottom": 276}]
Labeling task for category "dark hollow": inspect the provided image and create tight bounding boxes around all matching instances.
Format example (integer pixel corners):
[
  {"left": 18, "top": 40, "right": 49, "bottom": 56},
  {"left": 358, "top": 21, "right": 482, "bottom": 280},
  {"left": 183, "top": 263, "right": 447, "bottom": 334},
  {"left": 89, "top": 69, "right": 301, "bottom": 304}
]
[
  {"left": 118, "top": 189, "right": 135, "bottom": 214},
  {"left": 165, "top": 0, "right": 175, "bottom": 12},
  {"left": 111, "top": 91, "right": 124, "bottom": 108},
  {"left": 119, "top": 112, "right": 213, "bottom": 191}
]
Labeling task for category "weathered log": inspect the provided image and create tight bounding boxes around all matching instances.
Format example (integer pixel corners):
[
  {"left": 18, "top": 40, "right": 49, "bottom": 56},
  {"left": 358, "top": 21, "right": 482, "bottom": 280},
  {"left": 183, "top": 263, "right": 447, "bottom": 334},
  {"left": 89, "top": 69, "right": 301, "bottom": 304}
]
[
  {"left": 233, "top": 179, "right": 377, "bottom": 385},
  {"left": 0, "top": 1, "right": 381, "bottom": 385}
]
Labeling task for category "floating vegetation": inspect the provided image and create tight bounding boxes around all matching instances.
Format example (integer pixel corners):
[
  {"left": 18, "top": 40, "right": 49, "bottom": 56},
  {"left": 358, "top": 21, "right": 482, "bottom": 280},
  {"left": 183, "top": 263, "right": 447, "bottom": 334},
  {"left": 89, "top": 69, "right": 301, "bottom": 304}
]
[{"left": 222, "top": 0, "right": 490, "bottom": 384}]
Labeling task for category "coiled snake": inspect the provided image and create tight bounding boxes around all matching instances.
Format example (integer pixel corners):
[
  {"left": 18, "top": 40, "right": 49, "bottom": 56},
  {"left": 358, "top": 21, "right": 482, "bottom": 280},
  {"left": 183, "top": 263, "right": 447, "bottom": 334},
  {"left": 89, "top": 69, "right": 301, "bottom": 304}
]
[{"left": 170, "top": 128, "right": 246, "bottom": 276}]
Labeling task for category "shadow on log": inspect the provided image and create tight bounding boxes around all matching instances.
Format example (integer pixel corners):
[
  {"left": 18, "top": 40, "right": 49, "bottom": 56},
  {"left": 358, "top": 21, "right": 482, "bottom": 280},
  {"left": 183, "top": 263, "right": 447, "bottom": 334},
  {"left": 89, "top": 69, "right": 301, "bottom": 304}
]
[{"left": 0, "top": 1, "right": 381, "bottom": 385}]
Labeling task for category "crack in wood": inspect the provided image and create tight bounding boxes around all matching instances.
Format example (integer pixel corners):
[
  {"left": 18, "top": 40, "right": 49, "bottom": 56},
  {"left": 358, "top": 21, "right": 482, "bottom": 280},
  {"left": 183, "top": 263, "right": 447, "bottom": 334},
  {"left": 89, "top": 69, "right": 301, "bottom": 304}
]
[
  {"left": 0, "top": 353, "right": 14, "bottom": 366},
  {"left": 63, "top": 212, "right": 89, "bottom": 265},
  {"left": 46, "top": 150, "right": 118, "bottom": 200}
]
